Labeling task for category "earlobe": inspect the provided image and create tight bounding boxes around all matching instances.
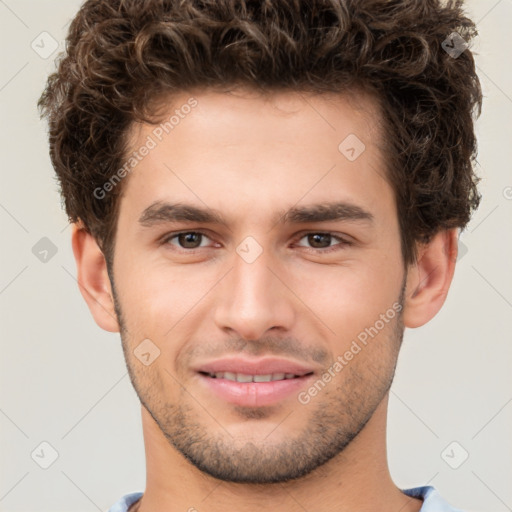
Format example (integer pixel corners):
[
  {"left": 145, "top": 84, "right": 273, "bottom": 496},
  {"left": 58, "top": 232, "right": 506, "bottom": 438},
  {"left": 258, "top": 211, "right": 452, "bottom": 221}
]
[
  {"left": 402, "top": 229, "right": 458, "bottom": 328},
  {"left": 71, "top": 223, "right": 120, "bottom": 333}
]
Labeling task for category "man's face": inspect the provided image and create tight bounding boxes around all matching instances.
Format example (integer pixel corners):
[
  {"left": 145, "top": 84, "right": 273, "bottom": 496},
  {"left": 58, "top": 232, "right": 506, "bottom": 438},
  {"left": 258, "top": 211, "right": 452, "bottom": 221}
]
[{"left": 111, "top": 88, "right": 406, "bottom": 483}]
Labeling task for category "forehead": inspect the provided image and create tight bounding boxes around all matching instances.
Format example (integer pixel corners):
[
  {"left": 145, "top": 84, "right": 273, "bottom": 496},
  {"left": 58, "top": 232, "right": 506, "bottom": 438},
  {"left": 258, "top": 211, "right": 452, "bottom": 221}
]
[
  {"left": 130, "top": 87, "right": 384, "bottom": 151},
  {"left": 119, "top": 87, "right": 392, "bottom": 226}
]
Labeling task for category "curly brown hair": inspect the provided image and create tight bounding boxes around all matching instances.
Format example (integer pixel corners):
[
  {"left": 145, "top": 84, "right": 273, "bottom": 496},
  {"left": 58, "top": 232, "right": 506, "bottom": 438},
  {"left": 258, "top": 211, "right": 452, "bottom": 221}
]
[{"left": 38, "top": 0, "right": 482, "bottom": 266}]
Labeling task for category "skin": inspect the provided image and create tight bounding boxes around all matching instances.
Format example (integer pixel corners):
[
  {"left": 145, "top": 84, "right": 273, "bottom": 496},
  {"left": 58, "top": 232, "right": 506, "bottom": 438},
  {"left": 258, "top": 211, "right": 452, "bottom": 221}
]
[{"left": 72, "top": 88, "right": 458, "bottom": 512}]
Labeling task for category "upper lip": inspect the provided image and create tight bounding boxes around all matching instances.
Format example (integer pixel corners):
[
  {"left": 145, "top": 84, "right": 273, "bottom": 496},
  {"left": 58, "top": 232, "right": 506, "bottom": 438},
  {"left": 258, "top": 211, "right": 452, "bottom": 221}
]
[{"left": 195, "top": 357, "right": 316, "bottom": 376}]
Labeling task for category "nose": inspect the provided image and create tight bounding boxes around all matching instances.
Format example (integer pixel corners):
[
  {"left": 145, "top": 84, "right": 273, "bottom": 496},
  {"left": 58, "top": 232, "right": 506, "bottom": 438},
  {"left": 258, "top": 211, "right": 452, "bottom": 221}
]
[{"left": 213, "top": 247, "right": 296, "bottom": 341}]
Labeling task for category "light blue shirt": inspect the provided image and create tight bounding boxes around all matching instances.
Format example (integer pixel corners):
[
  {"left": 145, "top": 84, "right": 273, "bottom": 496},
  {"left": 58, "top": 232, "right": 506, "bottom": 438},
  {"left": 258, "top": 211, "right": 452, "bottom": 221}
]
[{"left": 107, "top": 486, "right": 463, "bottom": 511}]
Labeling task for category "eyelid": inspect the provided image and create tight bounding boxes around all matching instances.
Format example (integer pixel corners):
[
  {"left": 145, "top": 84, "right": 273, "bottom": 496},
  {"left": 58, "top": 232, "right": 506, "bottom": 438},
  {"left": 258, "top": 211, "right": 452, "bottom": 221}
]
[
  {"left": 160, "top": 229, "right": 217, "bottom": 248},
  {"left": 291, "top": 231, "right": 353, "bottom": 252}
]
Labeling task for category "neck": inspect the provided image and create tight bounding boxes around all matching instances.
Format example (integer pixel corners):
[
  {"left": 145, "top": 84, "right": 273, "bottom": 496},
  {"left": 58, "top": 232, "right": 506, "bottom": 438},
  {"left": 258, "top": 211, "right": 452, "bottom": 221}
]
[{"left": 134, "top": 394, "right": 422, "bottom": 512}]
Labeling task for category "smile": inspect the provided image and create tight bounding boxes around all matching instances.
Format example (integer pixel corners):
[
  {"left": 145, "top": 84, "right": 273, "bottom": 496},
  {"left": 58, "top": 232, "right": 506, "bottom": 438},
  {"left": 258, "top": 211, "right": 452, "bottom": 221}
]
[{"left": 203, "top": 372, "right": 308, "bottom": 382}]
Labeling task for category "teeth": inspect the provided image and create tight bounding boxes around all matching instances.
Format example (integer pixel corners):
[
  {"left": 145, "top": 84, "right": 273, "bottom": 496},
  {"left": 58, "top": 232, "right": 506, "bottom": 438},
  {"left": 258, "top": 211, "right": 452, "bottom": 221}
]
[
  {"left": 236, "top": 373, "right": 253, "bottom": 383},
  {"left": 253, "top": 374, "right": 272, "bottom": 382},
  {"left": 208, "top": 372, "right": 301, "bottom": 382}
]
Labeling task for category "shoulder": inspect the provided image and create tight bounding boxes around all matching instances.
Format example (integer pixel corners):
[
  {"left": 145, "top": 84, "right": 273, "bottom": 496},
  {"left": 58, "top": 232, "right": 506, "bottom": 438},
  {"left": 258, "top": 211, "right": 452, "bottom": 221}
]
[
  {"left": 403, "top": 486, "right": 465, "bottom": 512},
  {"left": 107, "top": 491, "right": 144, "bottom": 512}
]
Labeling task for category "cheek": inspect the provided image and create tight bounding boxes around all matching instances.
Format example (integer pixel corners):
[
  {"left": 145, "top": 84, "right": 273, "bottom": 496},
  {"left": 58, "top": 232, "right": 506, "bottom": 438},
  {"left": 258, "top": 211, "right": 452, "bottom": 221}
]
[
  {"left": 290, "top": 258, "right": 403, "bottom": 340},
  {"left": 115, "top": 261, "right": 216, "bottom": 341}
]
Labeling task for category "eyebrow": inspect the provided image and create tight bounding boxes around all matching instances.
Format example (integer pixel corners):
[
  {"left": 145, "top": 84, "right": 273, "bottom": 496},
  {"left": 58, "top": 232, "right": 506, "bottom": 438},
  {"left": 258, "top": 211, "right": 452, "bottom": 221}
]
[{"left": 138, "top": 201, "right": 374, "bottom": 228}]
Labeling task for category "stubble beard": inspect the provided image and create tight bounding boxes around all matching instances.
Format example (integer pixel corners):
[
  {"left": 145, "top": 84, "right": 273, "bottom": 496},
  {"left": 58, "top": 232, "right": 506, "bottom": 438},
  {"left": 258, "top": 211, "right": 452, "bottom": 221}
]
[{"left": 112, "top": 278, "right": 406, "bottom": 484}]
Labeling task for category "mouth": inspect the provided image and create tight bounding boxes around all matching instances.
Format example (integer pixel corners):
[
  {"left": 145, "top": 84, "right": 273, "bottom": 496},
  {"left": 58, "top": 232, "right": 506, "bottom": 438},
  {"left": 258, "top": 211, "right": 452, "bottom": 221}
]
[
  {"left": 194, "top": 358, "right": 316, "bottom": 407},
  {"left": 199, "top": 371, "right": 313, "bottom": 382}
]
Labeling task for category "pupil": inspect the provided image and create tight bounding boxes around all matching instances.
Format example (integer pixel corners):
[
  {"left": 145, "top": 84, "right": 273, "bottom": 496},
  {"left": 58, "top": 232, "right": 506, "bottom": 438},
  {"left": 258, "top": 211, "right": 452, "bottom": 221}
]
[
  {"left": 180, "top": 232, "right": 201, "bottom": 248},
  {"left": 309, "top": 233, "right": 330, "bottom": 248}
]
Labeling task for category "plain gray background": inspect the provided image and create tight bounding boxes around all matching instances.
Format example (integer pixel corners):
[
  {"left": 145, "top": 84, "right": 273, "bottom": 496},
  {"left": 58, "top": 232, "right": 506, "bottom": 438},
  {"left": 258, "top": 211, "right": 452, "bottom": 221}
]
[{"left": 1, "top": 0, "right": 511, "bottom": 511}]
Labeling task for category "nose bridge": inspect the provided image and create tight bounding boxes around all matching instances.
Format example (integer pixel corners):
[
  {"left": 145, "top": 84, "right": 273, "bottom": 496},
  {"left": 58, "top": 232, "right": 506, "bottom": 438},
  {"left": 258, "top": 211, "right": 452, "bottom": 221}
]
[{"left": 213, "top": 241, "right": 295, "bottom": 340}]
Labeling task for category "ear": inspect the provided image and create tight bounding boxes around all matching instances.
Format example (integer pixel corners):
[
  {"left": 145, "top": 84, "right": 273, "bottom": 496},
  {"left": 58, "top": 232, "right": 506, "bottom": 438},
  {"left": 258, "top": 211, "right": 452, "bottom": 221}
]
[
  {"left": 402, "top": 228, "right": 458, "bottom": 328},
  {"left": 71, "top": 223, "right": 120, "bottom": 332}
]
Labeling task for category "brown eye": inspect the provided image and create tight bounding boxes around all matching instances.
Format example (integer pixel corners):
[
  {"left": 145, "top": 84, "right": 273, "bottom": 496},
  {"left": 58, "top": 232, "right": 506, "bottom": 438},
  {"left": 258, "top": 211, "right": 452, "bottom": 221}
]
[
  {"left": 307, "top": 233, "right": 332, "bottom": 249},
  {"left": 294, "top": 232, "right": 351, "bottom": 253},
  {"left": 178, "top": 232, "right": 203, "bottom": 248},
  {"left": 164, "top": 231, "right": 211, "bottom": 249}
]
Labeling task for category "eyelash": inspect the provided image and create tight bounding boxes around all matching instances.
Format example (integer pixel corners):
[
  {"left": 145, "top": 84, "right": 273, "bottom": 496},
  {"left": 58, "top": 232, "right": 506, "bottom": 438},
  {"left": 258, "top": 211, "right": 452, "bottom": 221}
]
[{"left": 160, "top": 230, "right": 352, "bottom": 254}]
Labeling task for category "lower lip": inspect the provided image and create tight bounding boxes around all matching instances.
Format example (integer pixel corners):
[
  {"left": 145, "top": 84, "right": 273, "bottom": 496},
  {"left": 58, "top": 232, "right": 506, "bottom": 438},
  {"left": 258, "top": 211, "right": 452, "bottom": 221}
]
[{"left": 197, "top": 373, "right": 314, "bottom": 407}]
